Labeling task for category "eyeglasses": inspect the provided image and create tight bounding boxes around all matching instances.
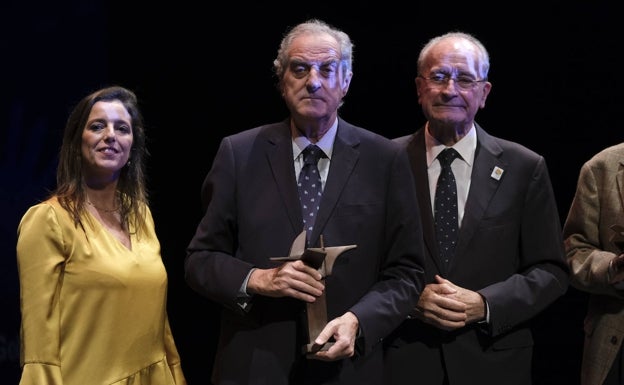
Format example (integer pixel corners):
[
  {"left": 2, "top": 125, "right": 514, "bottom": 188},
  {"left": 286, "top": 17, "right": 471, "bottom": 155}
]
[{"left": 418, "top": 73, "right": 487, "bottom": 91}]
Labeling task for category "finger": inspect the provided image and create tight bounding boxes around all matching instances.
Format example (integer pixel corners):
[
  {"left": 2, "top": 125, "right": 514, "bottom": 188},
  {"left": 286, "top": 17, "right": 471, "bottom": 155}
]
[
  {"left": 311, "top": 332, "right": 353, "bottom": 361},
  {"left": 279, "top": 263, "right": 325, "bottom": 294},
  {"left": 423, "top": 303, "right": 467, "bottom": 325},
  {"left": 432, "top": 276, "right": 457, "bottom": 293},
  {"left": 292, "top": 260, "right": 323, "bottom": 280},
  {"left": 436, "top": 295, "right": 467, "bottom": 312},
  {"left": 434, "top": 274, "right": 448, "bottom": 283},
  {"left": 433, "top": 318, "right": 467, "bottom": 331},
  {"left": 314, "top": 321, "right": 336, "bottom": 347}
]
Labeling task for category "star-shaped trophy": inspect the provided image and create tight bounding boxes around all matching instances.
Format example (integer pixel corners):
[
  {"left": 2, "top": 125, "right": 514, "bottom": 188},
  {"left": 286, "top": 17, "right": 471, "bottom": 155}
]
[{"left": 271, "top": 230, "right": 356, "bottom": 356}]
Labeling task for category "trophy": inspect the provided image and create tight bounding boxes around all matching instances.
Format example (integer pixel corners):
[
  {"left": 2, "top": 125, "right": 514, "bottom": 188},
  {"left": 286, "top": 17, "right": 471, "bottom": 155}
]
[{"left": 271, "top": 230, "right": 356, "bottom": 355}]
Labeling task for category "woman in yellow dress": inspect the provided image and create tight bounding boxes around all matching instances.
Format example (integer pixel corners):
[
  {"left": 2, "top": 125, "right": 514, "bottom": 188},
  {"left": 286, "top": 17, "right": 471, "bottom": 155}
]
[{"left": 16, "top": 86, "right": 187, "bottom": 385}]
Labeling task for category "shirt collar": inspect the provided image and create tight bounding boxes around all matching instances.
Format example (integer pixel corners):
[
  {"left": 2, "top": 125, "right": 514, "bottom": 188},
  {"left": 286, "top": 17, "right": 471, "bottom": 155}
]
[
  {"left": 425, "top": 123, "right": 477, "bottom": 167},
  {"left": 292, "top": 118, "right": 338, "bottom": 160}
]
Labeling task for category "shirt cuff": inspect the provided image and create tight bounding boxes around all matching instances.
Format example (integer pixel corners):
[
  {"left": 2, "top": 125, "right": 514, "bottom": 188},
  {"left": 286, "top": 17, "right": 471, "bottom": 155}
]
[{"left": 236, "top": 268, "right": 255, "bottom": 311}]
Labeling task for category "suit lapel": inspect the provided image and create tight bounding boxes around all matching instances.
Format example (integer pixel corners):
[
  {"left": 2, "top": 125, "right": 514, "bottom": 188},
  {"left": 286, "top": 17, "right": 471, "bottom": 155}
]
[
  {"left": 453, "top": 125, "right": 506, "bottom": 259},
  {"left": 265, "top": 121, "right": 304, "bottom": 234},
  {"left": 310, "top": 120, "right": 359, "bottom": 246},
  {"left": 408, "top": 130, "right": 442, "bottom": 271}
]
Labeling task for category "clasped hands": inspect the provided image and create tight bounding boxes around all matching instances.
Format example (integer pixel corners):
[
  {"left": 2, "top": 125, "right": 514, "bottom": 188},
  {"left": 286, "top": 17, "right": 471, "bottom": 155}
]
[
  {"left": 411, "top": 274, "right": 486, "bottom": 331},
  {"left": 248, "top": 260, "right": 358, "bottom": 361}
]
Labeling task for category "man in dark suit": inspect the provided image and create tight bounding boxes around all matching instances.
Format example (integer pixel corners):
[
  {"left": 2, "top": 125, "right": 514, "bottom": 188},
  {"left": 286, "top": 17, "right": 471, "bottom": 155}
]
[
  {"left": 383, "top": 31, "right": 569, "bottom": 385},
  {"left": 184, "top": 19, "right": 425, "bottom": 385}
]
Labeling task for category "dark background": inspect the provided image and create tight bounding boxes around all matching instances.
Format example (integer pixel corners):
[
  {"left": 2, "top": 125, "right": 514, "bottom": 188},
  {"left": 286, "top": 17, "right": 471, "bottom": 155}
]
[{"left": 2, "top": 1, "right": 619, "bottom": 384}]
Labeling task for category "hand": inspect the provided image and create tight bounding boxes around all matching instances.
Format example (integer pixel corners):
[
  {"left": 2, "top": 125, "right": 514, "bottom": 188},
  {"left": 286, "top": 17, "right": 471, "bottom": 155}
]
[
  {"left": 412, "top": 275, "right": 486, "bottom": 330},
  {"left": 608, "top": 254, "right": 624, "bottom": 284},
  {"left": 247, "top": 260, "right": 324, "bottom": 302},
  {"left": 433, "top": 276, "right": 486, "bottom": 324},
  {"left": 412, "top": 274, "right": 466, "bottom": 330},
  {"left": 308, "top": 311, "right": 359, "bottom": 361}
]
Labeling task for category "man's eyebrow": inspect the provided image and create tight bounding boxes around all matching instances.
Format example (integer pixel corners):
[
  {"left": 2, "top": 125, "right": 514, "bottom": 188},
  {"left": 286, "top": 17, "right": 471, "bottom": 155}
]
[{"left": 289, "top": 59, "right": 339, "bottom": 65}]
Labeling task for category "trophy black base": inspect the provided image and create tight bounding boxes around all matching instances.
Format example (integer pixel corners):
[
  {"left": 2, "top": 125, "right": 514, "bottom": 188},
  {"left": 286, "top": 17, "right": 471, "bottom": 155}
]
[{"left": 304, "top": 341, "right": 335, "bottom": 355}]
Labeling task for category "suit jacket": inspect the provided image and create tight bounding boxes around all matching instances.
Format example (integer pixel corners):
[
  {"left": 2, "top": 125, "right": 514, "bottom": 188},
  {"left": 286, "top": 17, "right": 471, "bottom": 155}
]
[
  {"left": 384, "top": 124, "right": 569, "bottom": 385},
  {"left": 563, "top": 142, "right": 624, "bottom": 385},
  {"left": 185, "top": 117, "right": 425, "bottom": 385}
]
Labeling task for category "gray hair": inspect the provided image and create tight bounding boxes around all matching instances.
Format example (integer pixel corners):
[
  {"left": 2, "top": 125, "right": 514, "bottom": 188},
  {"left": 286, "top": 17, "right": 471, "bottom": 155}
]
[
  {"left": 417, "top": 31, "right": 490, "bottom": 80},
  {"left": 273, "top": 19, "right": 354, "bottom": 82}
]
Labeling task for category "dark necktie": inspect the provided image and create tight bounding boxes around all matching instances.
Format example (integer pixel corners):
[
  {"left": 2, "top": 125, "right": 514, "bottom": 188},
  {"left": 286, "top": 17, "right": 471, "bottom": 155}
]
[
  {"left": 434, "top": 148, "right": 460, "bottom": 267},
  {"left": 298, "top": 144, "right": 324, "bottom": 245}
]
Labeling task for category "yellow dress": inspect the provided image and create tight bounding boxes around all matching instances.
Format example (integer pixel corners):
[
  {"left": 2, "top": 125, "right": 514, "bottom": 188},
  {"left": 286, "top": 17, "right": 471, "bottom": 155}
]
[{"left": 16, "top": 196, "right": 186, "bottom": 385}]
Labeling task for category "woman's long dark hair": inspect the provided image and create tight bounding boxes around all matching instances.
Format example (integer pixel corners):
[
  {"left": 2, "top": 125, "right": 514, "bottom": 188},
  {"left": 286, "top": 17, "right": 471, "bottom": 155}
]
[{"left": 53, "top": 85, "right": 149, "bottom": 237}]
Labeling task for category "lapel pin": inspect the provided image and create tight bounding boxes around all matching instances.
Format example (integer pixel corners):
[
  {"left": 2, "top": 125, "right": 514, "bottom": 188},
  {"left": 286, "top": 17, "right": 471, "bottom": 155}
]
[{"left": 491, "top": 166, "right": 504, "bottom": 181}]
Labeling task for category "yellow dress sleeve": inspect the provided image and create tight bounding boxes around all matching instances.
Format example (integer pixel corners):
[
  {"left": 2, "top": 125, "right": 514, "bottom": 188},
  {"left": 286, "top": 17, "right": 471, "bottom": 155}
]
[{"left": 17, "top": 202, "right": 68, "bottom": 385}]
